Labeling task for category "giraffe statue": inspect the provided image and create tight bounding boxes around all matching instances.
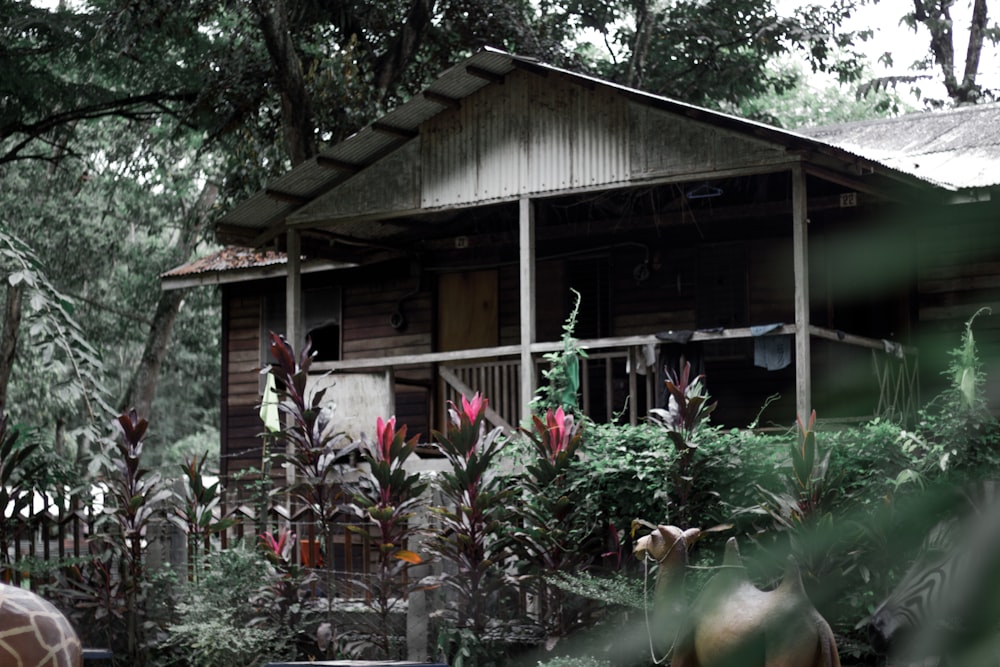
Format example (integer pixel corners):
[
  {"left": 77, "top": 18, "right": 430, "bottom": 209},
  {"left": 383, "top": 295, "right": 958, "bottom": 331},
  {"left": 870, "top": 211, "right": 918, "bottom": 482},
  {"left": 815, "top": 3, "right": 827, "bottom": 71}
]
[{"left": 0, "top": 582, "right": 82, "bottom": 667}]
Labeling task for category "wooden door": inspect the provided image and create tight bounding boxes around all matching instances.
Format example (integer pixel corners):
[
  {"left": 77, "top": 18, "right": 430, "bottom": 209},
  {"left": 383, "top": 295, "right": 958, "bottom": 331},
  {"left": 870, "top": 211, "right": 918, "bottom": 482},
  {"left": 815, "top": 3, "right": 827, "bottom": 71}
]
[
  {"left": 437, "top": 269, "right": 499, "bottom": 351},
  {"left": 436, "top": 270, "right": 499, "bottom": 428}
]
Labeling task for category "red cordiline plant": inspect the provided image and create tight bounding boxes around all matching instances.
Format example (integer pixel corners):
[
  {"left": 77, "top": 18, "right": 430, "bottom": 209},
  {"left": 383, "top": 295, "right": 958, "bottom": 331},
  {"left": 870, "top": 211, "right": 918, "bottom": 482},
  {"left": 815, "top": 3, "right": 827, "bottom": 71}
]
[
  {"left": 265, "top": 331, "right": 355, "bottom": 655},
  {"left": 350, "top": 415, "right": 428, "bottom": 659},
  {"left": 256, "top": 526, "right": 321, "bottom": 657},
  {"left": 514, "top": 406, "right": 589, "bottom": 636},
  {"left": 260, "top": 527, "right": 295, "bottom": 566},
  {"left": 649, "top": 359, "right": 717, "bottom": 526},
  {"left": 758, "top": 409, "right": 837, "bottom": 530},
  {"left": 100, "top": 410, "right": 171, "bottom": 665},
  {"left": 265, "top": 331, "right": 354, "bottom": 545},
  {"left": 172, "top": 451, "right": 238, "bottom": 581},
  {"left": 427, "top": 394, "right": 513, "bottom": 658}
]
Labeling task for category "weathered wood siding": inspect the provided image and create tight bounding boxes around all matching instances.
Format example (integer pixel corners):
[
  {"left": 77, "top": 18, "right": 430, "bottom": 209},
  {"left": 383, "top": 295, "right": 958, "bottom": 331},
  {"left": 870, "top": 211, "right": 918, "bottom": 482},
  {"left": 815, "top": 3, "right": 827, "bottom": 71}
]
[
  {"left": 221, "top": 270, "right": 437, "bottom": 479},
  {"left": 341, "top": 276, "right": 434, "bottom": 437},
  {"left": 221, "top": 285, "right": 265, "bottom": 480},
  {"left": 341, "top": 281, "right": 433, "bottom": 359},
  {"left": 609, "top": 245, "right": 695, "bottom": 335}
]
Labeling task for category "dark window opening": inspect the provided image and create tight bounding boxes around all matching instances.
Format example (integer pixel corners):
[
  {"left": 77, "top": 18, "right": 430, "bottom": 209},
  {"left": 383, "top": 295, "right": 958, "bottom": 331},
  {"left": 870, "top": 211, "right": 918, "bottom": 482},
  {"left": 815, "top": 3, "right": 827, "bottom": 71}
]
[
  {"left": 308, "top": 322, "right": 340, "bottom": 361},
  {"left": 262, "top": 285, "right": 342, "bottom": 363}
]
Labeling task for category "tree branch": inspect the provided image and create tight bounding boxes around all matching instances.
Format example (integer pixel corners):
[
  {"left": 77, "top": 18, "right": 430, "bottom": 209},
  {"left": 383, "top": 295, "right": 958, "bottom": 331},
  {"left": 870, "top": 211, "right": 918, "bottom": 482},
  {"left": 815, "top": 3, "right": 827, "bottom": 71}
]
[
  {"left": 0, "top": 91, "right": 197, "bottom": 165},
  {"left": 626, "top": 0, "right": 654, "bottom": 89},
  {"left": 373, "top": 0, "right": 436, "bottom": 101},
  {"left": 254, "top": 0, "right": 316, "bottom": 165}
]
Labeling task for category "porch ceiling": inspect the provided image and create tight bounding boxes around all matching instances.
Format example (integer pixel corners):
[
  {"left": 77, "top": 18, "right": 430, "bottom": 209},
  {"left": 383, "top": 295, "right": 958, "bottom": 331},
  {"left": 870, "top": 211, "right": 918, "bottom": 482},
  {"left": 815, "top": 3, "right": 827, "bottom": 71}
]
[
  {"left": 215, "top": 48, "right": 944, "bottom": 253},
  {"left": 270, "top": 170, "right": 900, "bottom": 268}
]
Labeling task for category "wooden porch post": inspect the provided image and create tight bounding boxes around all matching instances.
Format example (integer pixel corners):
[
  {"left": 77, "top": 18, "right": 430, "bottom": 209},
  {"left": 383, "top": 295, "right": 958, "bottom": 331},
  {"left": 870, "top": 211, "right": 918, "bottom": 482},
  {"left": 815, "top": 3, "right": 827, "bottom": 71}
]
[
  {"left": 792, "top": 165, "right": 811, "bottom": 423},
  {"left": 519, "top": 197, "right": 537, "bottom": 420},
  {"left": 285, "top": 228, "right": 302, "bottom": 488},
  {"left": 285, "top": 229, "right": 303, "bottom": 352}
]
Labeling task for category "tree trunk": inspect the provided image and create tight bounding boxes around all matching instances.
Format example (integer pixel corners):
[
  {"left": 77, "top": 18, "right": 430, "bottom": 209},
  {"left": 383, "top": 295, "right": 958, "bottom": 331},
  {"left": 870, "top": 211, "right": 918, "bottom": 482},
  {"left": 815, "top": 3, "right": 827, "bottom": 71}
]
[
  {"left": 373, "top": 0, "right": 436, "bottom": 101},
  {"left": 255, "top": 0, "right": 316, "bottom": 165},
  {"left": 626, "top": 0, "right": 660, "bottom": 90},
  {"left": 118, "top": 290, "right": 186, "bottom": 419},
  {"left": 960, "top": 0, "right": 989, "bottom": 101},
  {"left": 118, "top": 183, "right": 218, "bottom": 419},
  {"left": 0, "top": 281, "right": 25, "bottom": 409},
  {"left": 913, "top": 0, "right": 989, "bottom": 104}
]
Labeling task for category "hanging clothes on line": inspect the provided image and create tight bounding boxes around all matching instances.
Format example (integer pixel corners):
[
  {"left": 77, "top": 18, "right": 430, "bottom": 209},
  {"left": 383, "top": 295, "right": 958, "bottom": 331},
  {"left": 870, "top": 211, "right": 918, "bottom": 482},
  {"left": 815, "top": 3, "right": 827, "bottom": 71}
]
[{"left": 751, "top": 323, "right": 791, "bottom": 371}]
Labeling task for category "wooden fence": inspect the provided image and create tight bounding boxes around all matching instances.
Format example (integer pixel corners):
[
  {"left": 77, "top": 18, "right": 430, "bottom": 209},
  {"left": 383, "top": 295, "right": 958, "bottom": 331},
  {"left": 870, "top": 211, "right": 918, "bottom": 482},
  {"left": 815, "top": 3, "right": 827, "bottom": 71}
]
[
  {"left": 1, "top": 492, "right": 100, "bottom": 584},
  {"left": 0, "top": 486, "right": 379, "bottom": 600}
]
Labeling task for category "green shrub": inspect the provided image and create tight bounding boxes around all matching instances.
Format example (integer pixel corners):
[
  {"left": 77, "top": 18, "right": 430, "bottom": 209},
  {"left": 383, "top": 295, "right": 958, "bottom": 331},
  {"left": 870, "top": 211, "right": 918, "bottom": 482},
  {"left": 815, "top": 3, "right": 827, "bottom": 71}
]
[
  {"left": 567, "top": 422, "right": 677, "bottom": 541},
  {"left": 159, "top": 546, "right": 294, "bottom": 667}
]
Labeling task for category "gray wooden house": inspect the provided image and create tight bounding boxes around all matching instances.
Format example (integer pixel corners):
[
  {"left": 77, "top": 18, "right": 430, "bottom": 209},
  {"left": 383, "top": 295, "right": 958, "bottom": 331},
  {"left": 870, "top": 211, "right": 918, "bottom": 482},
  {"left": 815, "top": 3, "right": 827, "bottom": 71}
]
[{"left": 163, "top": 49, "right": 1000, "bottom": 483}]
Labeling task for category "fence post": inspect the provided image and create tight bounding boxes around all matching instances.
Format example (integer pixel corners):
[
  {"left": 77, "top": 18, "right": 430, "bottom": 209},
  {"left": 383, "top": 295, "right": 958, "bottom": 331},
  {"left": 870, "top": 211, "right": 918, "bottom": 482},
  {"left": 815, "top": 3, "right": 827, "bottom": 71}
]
[
  {"left": 145, "top": 517, "right": 186, "bottom": 578},
  {"left": 406, "top": 478, "right": 440, "bottom": 661}
]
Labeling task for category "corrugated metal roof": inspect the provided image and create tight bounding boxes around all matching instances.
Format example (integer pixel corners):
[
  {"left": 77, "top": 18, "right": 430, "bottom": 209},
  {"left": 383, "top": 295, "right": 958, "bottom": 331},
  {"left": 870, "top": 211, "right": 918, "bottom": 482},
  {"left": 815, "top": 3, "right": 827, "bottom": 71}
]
[
  {"left": 218, "top": 49, "right": 520, "bottom": 244},
  {"left": 799, "top": 103, "right": 1000, "bottom": 190},
  {"left": 217, "top": 47, "right": 997, "bottom": 246}
]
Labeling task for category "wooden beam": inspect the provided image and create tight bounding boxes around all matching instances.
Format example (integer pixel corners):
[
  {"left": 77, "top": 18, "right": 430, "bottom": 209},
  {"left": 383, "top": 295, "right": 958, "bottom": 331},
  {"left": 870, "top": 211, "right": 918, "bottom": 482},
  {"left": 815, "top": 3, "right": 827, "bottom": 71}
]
[
  {"left": 467, "top": 65, "right": 504, "bottom": 84},
  {"left": 315, "top": 155, "right": 361, "bottom": 173},
  {"left": 300, "top": 227, "right": 405, "bottom": 252},
  {"left": 809, "top": 325, "right": 917, "bottom": 356},
  {"left": 285, "top": 229, "right": 303, "bottom": 353},
  {"left": 792, "top": 165, "right": 811, "bottom": 424},
  {"left": 628, "top": 347, "right": 638, "bottom": 426},
  {"left": 371, "top": 122, "right": 418, "bottom": 140},
  {"left": 312, "top": 325, "right": 806, "bottom": 372},
  {"left": 252, "top": 222, "right": 288, "bottom": 249},
  {"left": 803, "top": 163, "right": 901, "bottom": 201},
  {"left": 265, "top": 188, "right": 309, "bottom": 205},
  {"left": 519, "top": 197, "right": 537, "bottom": 418},
  {"left": 423, "top": 91, "right": 461, "bottom": 109}
]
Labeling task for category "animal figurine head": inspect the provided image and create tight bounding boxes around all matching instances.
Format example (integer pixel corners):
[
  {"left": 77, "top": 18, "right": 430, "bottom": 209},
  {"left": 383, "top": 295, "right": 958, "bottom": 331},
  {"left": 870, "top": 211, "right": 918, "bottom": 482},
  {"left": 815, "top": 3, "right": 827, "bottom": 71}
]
[
  {"left": 634, "top": 525, "right": 702, "bottom": 565},
  {"left": 0, "top": 583, "right": 82, "bottom": 667},
  {"left": 636, "top": 524, "right": 840, "bottom": 667}
]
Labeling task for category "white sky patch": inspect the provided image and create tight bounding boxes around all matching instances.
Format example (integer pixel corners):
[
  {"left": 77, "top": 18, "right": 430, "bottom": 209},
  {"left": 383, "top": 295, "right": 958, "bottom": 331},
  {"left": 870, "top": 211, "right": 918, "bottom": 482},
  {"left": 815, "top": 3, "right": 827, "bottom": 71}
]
[{"left": 777, "top": 0, "right": 1000, "bottom": 103}]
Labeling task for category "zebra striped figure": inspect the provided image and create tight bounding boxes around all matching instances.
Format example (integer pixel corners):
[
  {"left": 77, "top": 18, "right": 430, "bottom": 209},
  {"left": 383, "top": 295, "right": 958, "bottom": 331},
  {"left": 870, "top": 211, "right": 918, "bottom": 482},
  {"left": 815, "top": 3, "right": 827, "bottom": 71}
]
[{"left": 868, "top": 481, "right": 1000, "bottom": 664}]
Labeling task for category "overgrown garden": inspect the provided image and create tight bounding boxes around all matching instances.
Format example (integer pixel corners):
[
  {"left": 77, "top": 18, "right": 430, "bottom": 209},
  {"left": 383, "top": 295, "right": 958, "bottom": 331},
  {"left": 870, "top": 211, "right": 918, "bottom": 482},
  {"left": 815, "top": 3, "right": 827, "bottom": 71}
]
[{"left": 1, "top": 309, "right": 998, "bottom": 667}]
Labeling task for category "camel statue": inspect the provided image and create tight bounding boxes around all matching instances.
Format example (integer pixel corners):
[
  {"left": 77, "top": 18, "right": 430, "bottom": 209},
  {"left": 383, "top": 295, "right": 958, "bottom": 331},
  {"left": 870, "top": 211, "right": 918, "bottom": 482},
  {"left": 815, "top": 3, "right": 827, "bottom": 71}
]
[
  {"left": 634, "top": 525, "right": 840, "bottom": 667},
  {"left": 0, "top": 583, "right": 82, "bottom": 667}
]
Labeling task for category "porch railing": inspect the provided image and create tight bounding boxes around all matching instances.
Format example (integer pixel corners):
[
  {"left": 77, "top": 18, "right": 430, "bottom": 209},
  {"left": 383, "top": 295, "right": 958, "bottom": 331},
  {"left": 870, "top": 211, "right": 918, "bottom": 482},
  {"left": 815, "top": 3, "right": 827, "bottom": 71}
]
[{"left": 315, "top": 324, "right": 918, "bottom": 432}]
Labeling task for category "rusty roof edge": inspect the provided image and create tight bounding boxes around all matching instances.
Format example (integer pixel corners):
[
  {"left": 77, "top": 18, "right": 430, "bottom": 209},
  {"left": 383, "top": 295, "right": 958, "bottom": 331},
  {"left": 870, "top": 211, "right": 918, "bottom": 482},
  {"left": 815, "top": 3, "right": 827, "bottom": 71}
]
[{"left": 160, "top": 248, "right": 354, "bottom": 290}]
